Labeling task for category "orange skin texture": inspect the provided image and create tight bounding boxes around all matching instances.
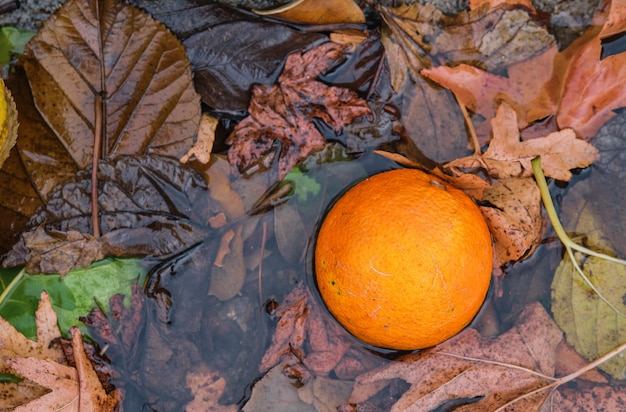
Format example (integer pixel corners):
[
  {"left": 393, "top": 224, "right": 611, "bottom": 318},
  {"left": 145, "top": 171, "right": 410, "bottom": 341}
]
[{"left": 315, "top": 168, "right": 493, "bottom": 350}]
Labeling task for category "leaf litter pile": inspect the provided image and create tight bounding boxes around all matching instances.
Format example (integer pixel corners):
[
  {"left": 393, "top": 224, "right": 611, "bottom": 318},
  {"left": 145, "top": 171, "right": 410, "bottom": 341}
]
[{"left": 0, "top": 0, "right": 625, "bottom": 410}]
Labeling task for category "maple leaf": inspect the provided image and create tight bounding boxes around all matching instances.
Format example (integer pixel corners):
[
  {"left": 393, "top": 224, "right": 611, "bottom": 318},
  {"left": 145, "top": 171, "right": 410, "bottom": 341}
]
[
  {"left": 260, "top": 283, "right": 382, "bottom": 380},
  {"left": 446, "top": 102, "right": 599, "bottom": 181},
  {"left": 0, "top": 291, "right": 118, "bottom": 410},
  {"left": 349, "top": 302, "right": 564, "bottom": 411},
  {"left": 227, "top": 41, "right": 372, "bottom": 179},
  {"left": 6, "top": 328, "right": 119, "bottom": 411},
  {"left": 423, "top": 4, "right": 626, "bottom": 141}
]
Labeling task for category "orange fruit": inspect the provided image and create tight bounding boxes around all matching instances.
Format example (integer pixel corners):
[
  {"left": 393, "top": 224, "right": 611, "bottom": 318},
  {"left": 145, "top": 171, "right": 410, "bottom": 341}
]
[{"left": 314, "top": 168, "right": 493, "bottom": 350}]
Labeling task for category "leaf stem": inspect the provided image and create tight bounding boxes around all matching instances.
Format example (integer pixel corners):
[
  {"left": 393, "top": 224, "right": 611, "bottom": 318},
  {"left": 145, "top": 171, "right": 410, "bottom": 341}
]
[
  {"left": 0, "top": 267, "right": 25, "bottom": 305},
  {"left": 531, "top": 157, "right": 626, "bottom": 317}
]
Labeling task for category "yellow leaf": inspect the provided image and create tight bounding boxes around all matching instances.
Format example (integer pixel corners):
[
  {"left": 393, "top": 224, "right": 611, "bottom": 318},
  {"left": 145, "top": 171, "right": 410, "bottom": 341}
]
[
  {"left": 254, "top": 0, "right": 365, "bottom": 24},
  {"left": 0, "top": 78, "right": 18, "bottom": 168}
]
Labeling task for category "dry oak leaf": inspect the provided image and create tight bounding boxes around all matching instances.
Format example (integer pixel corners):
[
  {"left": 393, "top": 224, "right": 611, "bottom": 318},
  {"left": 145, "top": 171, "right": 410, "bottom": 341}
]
[
  {"left": 349, "top": 302, "right": 564, "bottom": 411},
  {"left": 447, "top": 102, "right": 599, "bottom": 181},
  {"left": 227, "top": 41, "right": 372, "bottom": 179},
  {"left": 22, "top": 0, "right": 201, "bottom": 169},
  {"left": 479, "top": 177, "right": 544, "bottom": 267},
  {"left": 6, "top": 327, "right": 119, "bottom": 411}
]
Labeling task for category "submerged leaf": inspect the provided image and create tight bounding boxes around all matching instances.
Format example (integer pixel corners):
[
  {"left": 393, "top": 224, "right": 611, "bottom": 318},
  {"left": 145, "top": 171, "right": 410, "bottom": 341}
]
[
  {"left": 22, "top": 0, "right": 200, "bottom": 169},
  {"left": 4, "top": 155, "right": 214, "bottom": 274},
  {"left": 185, "top": 21, "right": 326, "bottom": 113},
  {"left": 227, "top": 42, "right": 372, "bottom": 179}
]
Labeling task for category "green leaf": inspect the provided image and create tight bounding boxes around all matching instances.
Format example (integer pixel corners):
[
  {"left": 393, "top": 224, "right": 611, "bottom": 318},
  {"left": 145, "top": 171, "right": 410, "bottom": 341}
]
[
  {"left": 0, "top": 258, "right": 146, "bottom": 339},
  {"left": 283, "top": 166, "right": 321, "bottom": 203},
  {"left": 0, "top": 27, "right": 35, "bottom": 65}
]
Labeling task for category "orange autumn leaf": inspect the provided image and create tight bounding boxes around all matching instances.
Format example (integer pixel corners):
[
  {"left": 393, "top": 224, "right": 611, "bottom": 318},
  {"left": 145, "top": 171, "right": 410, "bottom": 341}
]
[{"left": 254, "top": 0, "right": 365, "bottom": 24}]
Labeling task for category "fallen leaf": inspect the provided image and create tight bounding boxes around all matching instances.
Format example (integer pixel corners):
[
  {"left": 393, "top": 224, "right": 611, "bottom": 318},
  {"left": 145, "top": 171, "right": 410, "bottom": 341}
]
[
  {"left": 480, "top": 177, "right": 544, "bottom": 267},
  {"left": 243, "top": 363, "right": 316, "bottom": 412},
  {"left": 22, "top": 0, "right": 201, "bottom": 169},
  {"left": 421, "top": 45, "right": 559, "bottom": 134},
  {"left": 298, "top": 375, "right": 353, "bottom": 412},
  {"left": 4, "top": 155, "right": 215, "bottom": 274},
  {"left": 185, "top": 21, "right": 326, "bottom": 113},
  {"left": 181, "top": 114, "right": 219, "bottom": 164},
  {"left": 380, "top": 2, "right": 554, "bottom": 74},
  {"left": 6, "top": 327, "right": 119, "bottom": 411},
  {"left": 349, "top": 302, "right": 563, "bottom": 411},
  {"left": 227, "top": 42, "right": 372, "bottom": 179},
  {"left": 447, "top": 102, "right": 599, "bottom": 181},
  {"left": 551, "top": 218, "right": 626, "bottom": 380},
  {"left": 600, "top": 0, "right": 626, "bottom": 38},
  {"left": 185, "top": 366, "right": 237, "bottom": 412},
  {"left": 0, "top": 78, "right": 18, "bottom": 168},
  {"left": 557, "top": 384, "right": 626, "bottom": 411},
  {"left": 254, "top": 0, "right": 365, "bottom": 24},
  {"left": 423, "top": 6, "right": 626, "bottom": 140}
]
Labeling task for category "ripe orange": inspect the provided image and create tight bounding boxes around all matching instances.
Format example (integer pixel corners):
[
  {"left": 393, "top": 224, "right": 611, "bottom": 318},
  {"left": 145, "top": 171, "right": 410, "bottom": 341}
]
[{"left": 315, "top": 168, "right": 493, "bottom": 350}]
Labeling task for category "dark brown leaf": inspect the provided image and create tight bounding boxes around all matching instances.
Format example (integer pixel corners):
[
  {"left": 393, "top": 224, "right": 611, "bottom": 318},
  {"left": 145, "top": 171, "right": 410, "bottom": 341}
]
[
  {"left": 22, "top": 0, "right": 200, "bottom": 169},
  {"left": 4, "top": 155, "right": 216, "bottom": 274},
  {"left": 185, "top": 20, "right": 326, "bottom": 113},
  {"left": 227, "top": 42, "right": 372, "bottom": 179}
]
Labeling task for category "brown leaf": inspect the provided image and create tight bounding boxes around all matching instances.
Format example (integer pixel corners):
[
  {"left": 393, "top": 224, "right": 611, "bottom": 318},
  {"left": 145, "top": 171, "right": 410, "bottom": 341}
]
[
  {"left": 480, "top": 177, "right": 544, "bottom": 267},
  {"left": 556, "top": 384, "right": 626, "bottom": 411},
  {"left": 254, "top": 0, "right": 365, "bottom": 24},
  {"left": 181, "top": 114, "right": 219, "bottom": 164},
  {"left": 447, "top": 102, "right": 599, "bottom": 181},
  {"left": 22, "top": 0, "right": 200, "bottom": 169},
  {"left": 6, "top": 328, "right": 119, "bottom": 411},
  {"left": 4, "top": 155, "right": 214, "bottom": 274},
  {"left": 185, "top": 366, "right": 238, "bottom": 412},
  {"left": 380, "top": 3, "right": 554, "bottom": 73},
  {"left": 349, "top": 302, "right": 563, "bottom": 411},
  {"left": 600, "top": 0, "right": 626, "bottom": 38},
  {"left": 227, "top": 42, "right": 372, "bottom": 179}
]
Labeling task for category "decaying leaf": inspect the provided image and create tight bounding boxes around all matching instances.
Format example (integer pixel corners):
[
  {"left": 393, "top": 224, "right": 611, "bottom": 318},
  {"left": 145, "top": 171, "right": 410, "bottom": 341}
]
[
  {"left": 254, "top": 0, "right": 365, "bottom": 24},
  {"left": 447, "top": 102, "right": 599, "bottom": 181},
  {"left": 227, "top": 42, "right": 372, "bottom": 179},
  {"left": 185, "top": 21, "right": 326, "bottom": 113},
  {"left": 0, "top": 291, "right": 117, "bottom": 410},
  {"left": 6, "top": 327, "right": 119, "bottom": 411},
  {"left": 4, "top": 155, "right": 215, "bottom": 275},
  {"left": 349, "top": 302, "right": 563, "bottom": 411},
  {"left": 181, "top": 114, "right": 219, "bottom": 164},
  {"left": 423, "top": 5, "right": 626, "bottom": 141},
  {"left": 380, "top": 2, "right": 554, "bottom": 74},
  {"left": 0, "top": 78, "right": 18, "bottom": 168},
  {"left": 260, "top": 283, "right": 384, "bottom": 380},
  {"left": 185, "top": 366, "right": 237, "bottom": 412},
  {"left": 480, "top": 177, "right": 544, "bottom": 267},
  {"left": 22, "top": 0, "right": 200, "bottom": 169},
  {"left": 551, "top": 202, "right": 626, "bottom": 379}
]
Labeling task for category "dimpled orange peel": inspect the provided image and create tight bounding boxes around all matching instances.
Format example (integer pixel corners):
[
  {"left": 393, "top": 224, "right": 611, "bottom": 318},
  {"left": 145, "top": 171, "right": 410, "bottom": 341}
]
[{"left": 314, "top": 168, "right": 493, "bottom": 350}]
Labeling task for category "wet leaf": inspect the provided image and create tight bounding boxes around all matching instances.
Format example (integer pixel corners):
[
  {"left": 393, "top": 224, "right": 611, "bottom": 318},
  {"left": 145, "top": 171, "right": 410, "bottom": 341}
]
[
  {"left": 227, "top": 42, "right": 372, "bottom": 179},
  {"left": 298, "top": 375, "right": 353, "bottom": 412},
  {"left": 380, "top": 3, "right": 554, "bottom": 73},
  {"left": 185, "top": 21, "right": 326, "bottom": 113},
  {"left": 551, "top": 184, "right": 626, "bottom": 380},
  {"left": 22, "top": 0, "right": 201, "bottom": 169},
  {"left": 181, "top": 114, "right": 219, "bottom": 164},
  {"left": 4, "top": 155, "right": 214, "bottom": 275},
  {"left": 479, "top": 177, "right": 544, "bottom": 267},
  {"left": 447, "top": 102, "right": 599, "bottom": 181},
  {"left": 0, "top": 291, "right": 65, "bottom": 409},
  {"left": 557, "top": 385, "right": 626, "bottom": 411},
  {"left": 0, "top": 259, "right": 145, "bottom": 339},
  {"left": 5, "top": 327, "right": 119, "bottom": 411},
  {"left": 244, "top": 362, "right": 316, "bottom": 412},
  {"left": 254, "top": 0, "right": 365, "bottom": 24},
  {"left": 185, "top": 366, "right": 237, "bottom": 412},
  {"left": 349, "top": 302, "right": 563, "bottom": 411},
  {"left": 0, "top": 79, "right": 18, "bottom": 169}
]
